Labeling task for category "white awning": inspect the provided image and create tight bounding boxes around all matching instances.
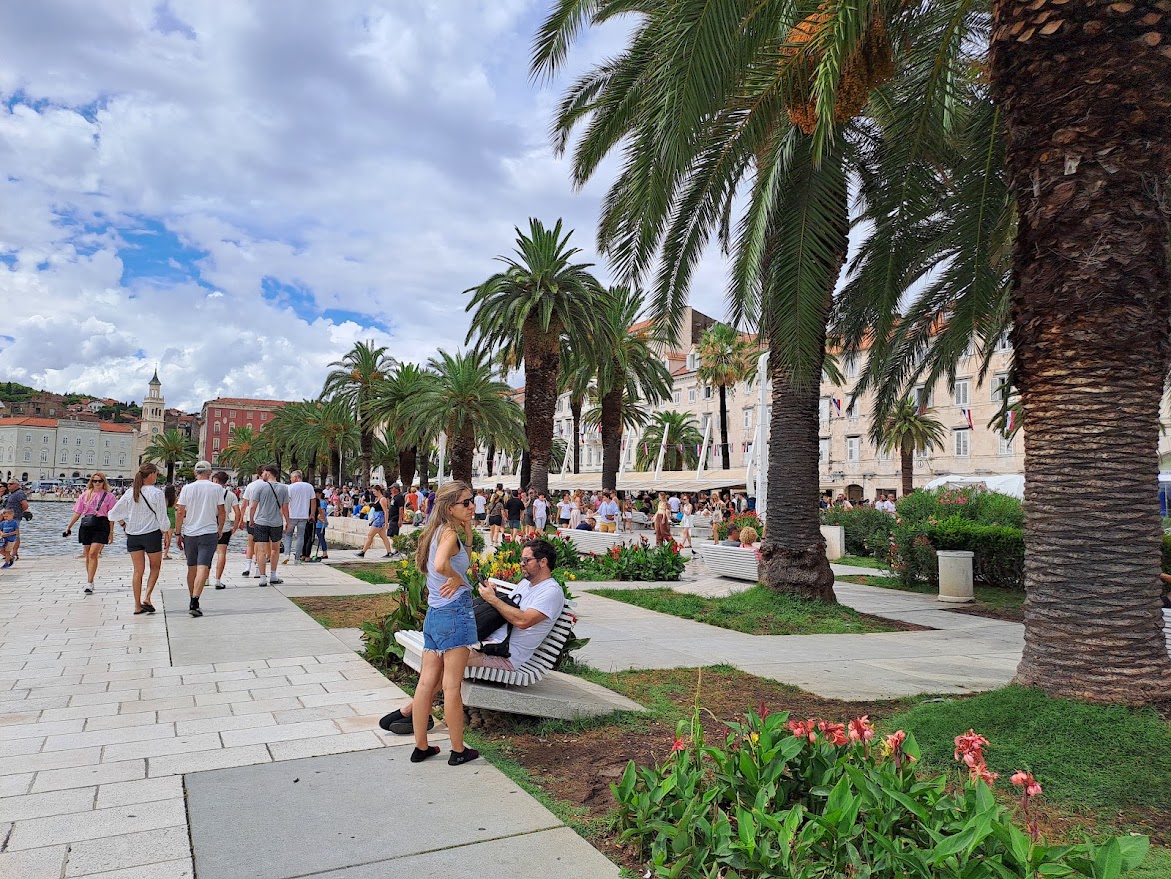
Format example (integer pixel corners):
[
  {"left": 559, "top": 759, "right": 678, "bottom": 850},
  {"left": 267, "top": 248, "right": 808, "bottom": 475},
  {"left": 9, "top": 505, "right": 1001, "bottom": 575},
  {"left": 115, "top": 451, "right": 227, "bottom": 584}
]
[
  {"left": 921, "top": 473, "right": 1024, "bottom": 499},
  {"left": 472, "top": 471, "right": 746, "bottom": 494}
]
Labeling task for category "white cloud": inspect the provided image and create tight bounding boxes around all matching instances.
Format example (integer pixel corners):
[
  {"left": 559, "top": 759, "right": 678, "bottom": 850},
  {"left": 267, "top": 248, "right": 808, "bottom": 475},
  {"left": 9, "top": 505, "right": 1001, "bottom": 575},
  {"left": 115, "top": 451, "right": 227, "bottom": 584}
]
[{"left": 0, "top": 0, "right": 734, "bottom": 411}]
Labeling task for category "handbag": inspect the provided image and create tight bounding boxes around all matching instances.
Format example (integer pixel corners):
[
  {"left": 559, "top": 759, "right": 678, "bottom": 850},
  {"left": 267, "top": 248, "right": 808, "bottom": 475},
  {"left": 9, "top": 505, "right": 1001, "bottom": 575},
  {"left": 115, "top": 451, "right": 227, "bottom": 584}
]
[
  {"left": 80, "top": 491, "right": 108, "bottom": 528},
  {"left": 472, "top": 588, "right": 521, "bottom": 656}
]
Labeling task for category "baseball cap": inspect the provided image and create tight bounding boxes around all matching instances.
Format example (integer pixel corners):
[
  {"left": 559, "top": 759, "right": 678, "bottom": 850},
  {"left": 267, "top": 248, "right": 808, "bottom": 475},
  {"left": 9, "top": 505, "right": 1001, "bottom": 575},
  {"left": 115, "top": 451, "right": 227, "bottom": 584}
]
[{"left": 194, "top": 461, "right": 213, "bottom": 473}]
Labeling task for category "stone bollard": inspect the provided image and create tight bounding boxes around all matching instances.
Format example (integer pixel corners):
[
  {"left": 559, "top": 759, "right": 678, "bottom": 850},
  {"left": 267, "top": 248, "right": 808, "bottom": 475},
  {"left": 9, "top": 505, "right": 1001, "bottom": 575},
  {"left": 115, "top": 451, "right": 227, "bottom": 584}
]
[
  {"left": 820, "top": 524, "right": 845, "bottom": 561},
  {"left": 936, "top": 550, "right": 975, "bottom": 603}
]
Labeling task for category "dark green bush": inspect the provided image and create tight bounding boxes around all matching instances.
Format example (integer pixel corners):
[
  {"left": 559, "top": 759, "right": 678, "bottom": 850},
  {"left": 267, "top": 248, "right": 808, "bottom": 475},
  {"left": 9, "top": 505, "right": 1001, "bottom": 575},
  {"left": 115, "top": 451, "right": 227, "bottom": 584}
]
[
  {"left": 891, "top": 515, "right": 1024, "bottom": 590},
  {"left": 819, "top": 506, "right": 895, "bottom": 557},
  {"left": 1162, "top": 534, "right": 1171, "bottom": 574}
]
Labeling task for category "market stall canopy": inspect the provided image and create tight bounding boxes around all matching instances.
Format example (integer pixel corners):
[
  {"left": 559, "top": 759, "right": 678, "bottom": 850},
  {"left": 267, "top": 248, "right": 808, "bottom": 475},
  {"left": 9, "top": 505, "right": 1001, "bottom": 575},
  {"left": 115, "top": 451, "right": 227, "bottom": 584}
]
[{"left": 471, "top": 471, "right": 747, "bottom": 494}]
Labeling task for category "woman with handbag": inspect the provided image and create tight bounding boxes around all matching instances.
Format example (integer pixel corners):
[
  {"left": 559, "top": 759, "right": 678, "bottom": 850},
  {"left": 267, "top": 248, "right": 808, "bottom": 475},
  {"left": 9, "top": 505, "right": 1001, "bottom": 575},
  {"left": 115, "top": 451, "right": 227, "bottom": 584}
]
[
  {"left": 355, "top": 485, "right": 393, "bottom": 558},
  {"left": 62, "top": 472, "right": 117, "bottom": 595},
  {"left": 107, "top": 463, "right": 171, "bottom": 615},
  {"left": 378, "top": 480, "right": 480, "bottom": 766}
]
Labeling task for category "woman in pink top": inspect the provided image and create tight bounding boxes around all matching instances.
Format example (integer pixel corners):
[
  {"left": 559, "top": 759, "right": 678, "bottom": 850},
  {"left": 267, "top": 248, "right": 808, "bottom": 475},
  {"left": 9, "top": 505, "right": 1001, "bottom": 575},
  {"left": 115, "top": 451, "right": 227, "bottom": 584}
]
[{"left": 63, "top": 472, "right": 117, "bottom": 595}]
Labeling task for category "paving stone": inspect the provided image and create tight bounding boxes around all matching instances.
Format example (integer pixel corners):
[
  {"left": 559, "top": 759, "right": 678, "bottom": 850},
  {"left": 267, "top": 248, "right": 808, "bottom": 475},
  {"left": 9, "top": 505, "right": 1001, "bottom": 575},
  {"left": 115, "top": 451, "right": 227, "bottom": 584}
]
[
  {"left": 146, "top": 743, "right": 272, "bottom": 777},
  {"left": 0, "top": 844, "right": 68, "bottom": 879},
  {"left": 102, "top": 732, "right": 221, "bottom": 763},
  {"left": 0, "top": 747, "right": 102, "bottom": 777},
  {"left": 42, "top": 723, "right": 177, "bottom": 752},
  {"left": 266, "top": 731, "right": 388, "bottom": 762},
  {"left": 175, "top": 712, "right": 276, "bottom": 736},
  {"left": 65, "top": 825, "right": 191, "bottom": 877},
  {"left": 7, "top": 798, "right": 186, "bottom": 849},
  {"left": 0, "top": 772, "right": 34, "bottom": 797},
  {"left": 84, "top": 712, "right": 159, "bottom": 732},
  {"left": 31, "top": 760, "right": 146, "bottom": 793},
  {"left": 0, "top": 786, "right": 96, "bottom": 822},
  {"left": 219, "top": 719, "right": 340, "bottom": 748},
  {"left": 95, "top": 775, "right": 182, "bottom": 808}
]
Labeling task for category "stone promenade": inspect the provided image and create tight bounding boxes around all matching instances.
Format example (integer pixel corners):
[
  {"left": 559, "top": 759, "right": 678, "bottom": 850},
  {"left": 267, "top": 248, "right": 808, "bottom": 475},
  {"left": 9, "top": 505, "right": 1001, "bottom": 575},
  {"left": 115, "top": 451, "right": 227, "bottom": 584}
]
[{"left": 0, "top": 554, "right": 619, "bottom": 879}]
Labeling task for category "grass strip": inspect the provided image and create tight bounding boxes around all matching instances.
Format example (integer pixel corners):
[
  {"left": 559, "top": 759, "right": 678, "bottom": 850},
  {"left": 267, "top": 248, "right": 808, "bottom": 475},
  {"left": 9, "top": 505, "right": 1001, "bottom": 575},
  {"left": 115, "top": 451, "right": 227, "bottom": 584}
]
[
  {"left": 333, "top": 562, "right": 400, "bottom": 585},
  {"left": 836, "top": 554, "right": 889, "bottom": 570},
  {"left": 589, "top": 586, "right": 906, "bottom": 635},
  {"left": 837, "top": 573, "right": 1024, "bottom": 612},
  {"left": 290, "top": 593, "right": 401, "bottom": 629}
]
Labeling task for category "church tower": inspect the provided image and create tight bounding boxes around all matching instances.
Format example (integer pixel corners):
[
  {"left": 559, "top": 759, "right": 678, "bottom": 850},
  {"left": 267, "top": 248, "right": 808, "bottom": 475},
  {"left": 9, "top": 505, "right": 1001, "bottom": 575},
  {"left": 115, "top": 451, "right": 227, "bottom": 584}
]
[{"left": 135, "top": 369, "right": 167, "bottom": 465}]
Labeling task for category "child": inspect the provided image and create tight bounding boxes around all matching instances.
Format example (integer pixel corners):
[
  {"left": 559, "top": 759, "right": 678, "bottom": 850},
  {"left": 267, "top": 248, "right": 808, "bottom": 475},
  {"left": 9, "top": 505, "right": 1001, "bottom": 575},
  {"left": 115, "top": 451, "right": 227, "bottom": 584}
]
[
  {"left": 314, "top": 501, "right": 329, "bottom": 561},
  {"left": 0, "top": 508, "right": 19, "bottom": 569}
]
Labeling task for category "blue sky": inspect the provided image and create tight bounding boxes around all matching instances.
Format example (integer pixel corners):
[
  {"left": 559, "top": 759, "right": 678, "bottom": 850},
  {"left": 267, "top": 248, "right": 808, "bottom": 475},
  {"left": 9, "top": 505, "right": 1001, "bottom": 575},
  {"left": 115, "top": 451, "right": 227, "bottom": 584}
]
[{"left": 0, "top": 1, "right": 729, "bottom": 411}]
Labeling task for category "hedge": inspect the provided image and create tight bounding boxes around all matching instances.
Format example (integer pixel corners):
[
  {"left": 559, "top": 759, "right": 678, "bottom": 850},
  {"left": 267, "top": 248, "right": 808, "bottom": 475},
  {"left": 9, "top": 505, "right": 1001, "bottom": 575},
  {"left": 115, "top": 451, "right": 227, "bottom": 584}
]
[{"left": 891, "top": 516, "right": 1024, "bottom": 591}]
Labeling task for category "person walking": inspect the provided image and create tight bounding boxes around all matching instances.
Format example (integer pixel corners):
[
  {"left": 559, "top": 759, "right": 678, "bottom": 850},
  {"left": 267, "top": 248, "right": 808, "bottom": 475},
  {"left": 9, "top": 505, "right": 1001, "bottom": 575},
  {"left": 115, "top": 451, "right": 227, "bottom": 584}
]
[
  {"left": 653, "top": 496, "right": 672, "bottom": 546},
  {"left": 487, "top": 491, "right": 504, "bottom": 546},
  {"left": 175, "top": 462, "right": 226, "bottom": 618},
  {"left": 210, "top": 471, "right": 242, "bottom": 589},
  {"left": 356, "top": 485, "right": 393, "bottom": 558},
  {"left": 378, "top": 481, "right": 479, "bottom": 765},
  {"left": 62, "top": 472, "right": 116, "bottom": 594},
  {"left": 162, "top": 483, "right": 178, "bottom": 560},
  {"left": 532, "top": 491, "right": 549, "bottom": 534},
  {"left": 107, "top": 463, "right": 170, "bottom": 615},
  {"left": 313, "top": 489, "right": 329, "bottom": 560},
  {"left": 244, "top": 464, "right": 289, "bottom": 588},
  {"left": 283, "top": 470, "right": 315, "bottom": 566},
  {"left": 4, "top": 478, "right": 29, "bottom": 562}
]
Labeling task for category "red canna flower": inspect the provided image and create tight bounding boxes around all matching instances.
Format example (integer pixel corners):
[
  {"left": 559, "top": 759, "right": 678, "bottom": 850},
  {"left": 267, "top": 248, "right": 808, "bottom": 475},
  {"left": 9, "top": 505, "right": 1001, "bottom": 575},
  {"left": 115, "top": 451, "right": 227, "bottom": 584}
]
[
  {"left": 670, "top": 737, "right": 686, "bottom": 754},
  {"left": 787, "top": 718, "right": 817, "bottom": 742},
  {"left": 848, "top": 715, "right": 875, "bottom": 743},
  {"left": 1011, "top": 771, "right": 1042, "bottom": 798},
  {"left": 818, "top": 721, "right": 848, "bottom": 746}
]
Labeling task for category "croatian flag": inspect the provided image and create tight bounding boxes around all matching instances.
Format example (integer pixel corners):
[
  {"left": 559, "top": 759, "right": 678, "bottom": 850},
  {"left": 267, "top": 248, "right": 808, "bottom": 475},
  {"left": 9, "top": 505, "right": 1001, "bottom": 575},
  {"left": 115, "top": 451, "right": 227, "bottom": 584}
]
[
  {"left": 961, "top": 408, "right": 974, "bottom": 429},
  {"left": 1005, "top": 410, "right": 1016, "bottom": 433},
  {"left": 831, "top": 397, "right": 842, "bottom": 415}
]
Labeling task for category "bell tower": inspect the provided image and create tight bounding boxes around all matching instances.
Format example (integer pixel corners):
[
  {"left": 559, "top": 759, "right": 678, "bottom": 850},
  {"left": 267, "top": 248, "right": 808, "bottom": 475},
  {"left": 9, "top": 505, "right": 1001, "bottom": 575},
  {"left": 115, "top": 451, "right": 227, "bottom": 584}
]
[{"left": 135, "top": 369, "right": 167, "bottom": 464}]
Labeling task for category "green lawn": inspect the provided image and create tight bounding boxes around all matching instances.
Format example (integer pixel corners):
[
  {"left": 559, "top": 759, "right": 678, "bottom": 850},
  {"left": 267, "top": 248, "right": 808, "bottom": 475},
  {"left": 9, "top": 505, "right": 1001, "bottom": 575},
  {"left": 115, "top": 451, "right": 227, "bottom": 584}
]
[
  {"left": 333, "top": 562, "right": 400, "bottom": 585},
  {"left": 589, "top": 586, "right": 907, "bottom": 635},
  {"left": 885, "top": 686, "right": 1170, "bottom": 843},
  {"left": 836, "top": 554, "right": 889, "bottom": 570}
]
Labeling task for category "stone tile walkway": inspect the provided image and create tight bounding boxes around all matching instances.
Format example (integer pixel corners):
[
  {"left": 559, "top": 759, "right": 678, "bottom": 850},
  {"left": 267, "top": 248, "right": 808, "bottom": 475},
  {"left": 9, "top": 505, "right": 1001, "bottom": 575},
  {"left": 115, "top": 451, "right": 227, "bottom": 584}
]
[{"left": 0, "top": 554, "right": 618, "bottom": 878}]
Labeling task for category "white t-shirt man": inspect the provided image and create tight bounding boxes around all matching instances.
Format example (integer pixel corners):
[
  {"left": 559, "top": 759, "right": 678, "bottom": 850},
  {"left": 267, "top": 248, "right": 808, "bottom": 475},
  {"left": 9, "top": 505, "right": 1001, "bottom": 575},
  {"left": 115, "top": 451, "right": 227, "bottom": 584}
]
[
  {"left": 178, "top": 479, "right": 226, "bottom": 536},
  {"left": 287, "top": 480, "right": 315, "bottom": 520},
  {"left": 473, "top": 493, "right": 486, "bottom": 516},
  {"left": 668, "top": 495, "right": 680, "bottom": 514},
  {"left": 483, "top": 577, "right": 565, "bottom": 668}
]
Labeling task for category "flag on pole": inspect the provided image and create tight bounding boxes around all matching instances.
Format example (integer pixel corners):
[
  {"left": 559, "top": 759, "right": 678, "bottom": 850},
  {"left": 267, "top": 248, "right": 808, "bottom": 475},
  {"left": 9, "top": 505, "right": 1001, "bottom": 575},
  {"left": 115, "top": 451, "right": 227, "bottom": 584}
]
[
  {"left": 831, "top": 397, "right": 842, "bottom": 415},
  {"left": 961, "top": 408, "right": 974, "bottom": 430},
  {"left": 642, "top": 442, "right": 648, "bottom": 455},
  {"left": 1005, "top": 410, "right": 1016, "bottom": 433}
]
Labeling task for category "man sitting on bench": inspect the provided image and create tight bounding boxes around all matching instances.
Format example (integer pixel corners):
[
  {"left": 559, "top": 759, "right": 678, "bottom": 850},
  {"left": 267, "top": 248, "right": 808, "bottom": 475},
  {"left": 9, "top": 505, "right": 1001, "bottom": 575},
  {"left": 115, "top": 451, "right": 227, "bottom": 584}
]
[{"left": 380, "top": 538, "right": 567, "bottom": 734}]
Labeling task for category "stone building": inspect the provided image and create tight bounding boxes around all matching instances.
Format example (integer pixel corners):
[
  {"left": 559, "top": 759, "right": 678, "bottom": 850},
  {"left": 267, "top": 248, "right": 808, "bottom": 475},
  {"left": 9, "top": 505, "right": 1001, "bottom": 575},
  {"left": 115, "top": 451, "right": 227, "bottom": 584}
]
[
  {"left": 0, "top": 417, "right": 136, "bottom": 483},
  {"left": 132, "top": 371, "right": 167, "bottom": 466}
]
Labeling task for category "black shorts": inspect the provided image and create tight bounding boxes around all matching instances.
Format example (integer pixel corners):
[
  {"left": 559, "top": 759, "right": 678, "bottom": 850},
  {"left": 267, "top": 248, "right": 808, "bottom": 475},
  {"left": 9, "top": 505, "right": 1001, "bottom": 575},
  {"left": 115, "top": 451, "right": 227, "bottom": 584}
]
[
  {"left": 474, "top": 512, "right": 486, "bottom": 522},
  {"left": 78, "top": 517, "right": 111, "bottom": 546},
  {"left": 126, "top": 529, "right": 163, "bottom": 554},
  {"left": 183, "top": 533, "right": 218, "bottom": 567},
  {"left": 218, "top": 530, "right": 233, "bottom": 546},
  {"left": 488, "top": 515, "right": 502, "bottom": 527},
  {"left": 252, "top": 524, "right": 284, "bottom": 544}
]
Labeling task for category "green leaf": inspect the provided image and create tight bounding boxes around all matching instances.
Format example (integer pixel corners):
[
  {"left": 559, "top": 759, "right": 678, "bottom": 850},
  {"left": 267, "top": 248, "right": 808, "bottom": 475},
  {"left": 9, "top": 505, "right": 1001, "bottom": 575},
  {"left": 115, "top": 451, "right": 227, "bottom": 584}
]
[
  {"left": 1116, "top": 836, "right": 1149, "bottom": 872},
  {"left": 931, "top": 827, "right": 977, "bottom": 863},
  {"left": 1094, "top": 839, "right": 1122, "bottom": 879}
]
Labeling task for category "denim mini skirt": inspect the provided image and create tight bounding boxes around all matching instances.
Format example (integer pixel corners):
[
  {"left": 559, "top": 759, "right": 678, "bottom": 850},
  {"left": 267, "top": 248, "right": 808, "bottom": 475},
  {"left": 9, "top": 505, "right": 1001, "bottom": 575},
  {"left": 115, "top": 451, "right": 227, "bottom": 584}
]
[{"left": 422, "top": 590, "right": 477, "bottom": 653}]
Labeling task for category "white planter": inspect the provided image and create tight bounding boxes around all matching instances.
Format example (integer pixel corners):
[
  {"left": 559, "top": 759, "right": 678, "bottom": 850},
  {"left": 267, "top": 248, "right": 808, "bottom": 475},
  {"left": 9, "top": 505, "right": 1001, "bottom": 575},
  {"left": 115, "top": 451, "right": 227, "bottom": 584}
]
[
  {"left": 937, "top": 550, "right": 975, "bottom": 603},
  {"left": 820, "top": 524, "right": 845, "bottom": 561}
]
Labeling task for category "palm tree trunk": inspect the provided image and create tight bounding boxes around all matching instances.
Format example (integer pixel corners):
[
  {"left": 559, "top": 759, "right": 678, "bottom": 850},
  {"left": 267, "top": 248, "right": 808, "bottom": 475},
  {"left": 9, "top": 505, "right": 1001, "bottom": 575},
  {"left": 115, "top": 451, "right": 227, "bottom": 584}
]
[
  {"left": 449, "top": 428, "right": 476, "bottom": 484},
  {"left": 758, "top": 358, "right": 837, "bottom": 602},
  {"left": 519, "top": 450, "right": 531, "bottom": 488},
  {"left": 485, "top": 440, "right": 495, "bottom": 477},
  {"left": 522, "top": 320, "right": 561, "bottom": 496},
  {"left": 599, "top": 383, "right": 624, "bottom": 491},
  {"left": 360, "top": 428, "right": 373, "bottom": 489},
  {"left": 399, "top": 445, "right": 417, "bottom": 489},
  {"left": 900, "top": 444, "right": 914, "bottom": 498},
  {"left": 719, "top": 384, "right": 731, "bottom": 469},
  {"left": 570, "top": 397, "right": 583, "bottom": 474},
  {"left": 419, "top": 447, "right": 430, "bottom": 489},
  {"left": 992, "top": 3, "right": 1171, "bottom": 703}
]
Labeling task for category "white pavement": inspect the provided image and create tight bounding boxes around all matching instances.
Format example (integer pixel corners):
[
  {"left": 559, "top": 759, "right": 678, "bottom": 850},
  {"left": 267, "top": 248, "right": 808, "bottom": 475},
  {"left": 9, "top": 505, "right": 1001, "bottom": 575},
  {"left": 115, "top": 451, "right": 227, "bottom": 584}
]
[{"left": 0, "top": 554, "right": 619, "bottom": 879}]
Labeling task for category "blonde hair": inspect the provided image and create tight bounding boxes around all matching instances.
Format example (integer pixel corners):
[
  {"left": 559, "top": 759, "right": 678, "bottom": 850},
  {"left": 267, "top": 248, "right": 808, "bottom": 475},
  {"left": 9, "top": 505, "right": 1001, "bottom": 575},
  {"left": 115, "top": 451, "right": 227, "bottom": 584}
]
[
  {"left": 132, "top": 463, "right": 158, "bottom": 503},
  {"left": 739, "top": 526, "right": 759, "bottom": 546},
  {"left": 415, "top": 480, "right": 472, "bottom": 573}
]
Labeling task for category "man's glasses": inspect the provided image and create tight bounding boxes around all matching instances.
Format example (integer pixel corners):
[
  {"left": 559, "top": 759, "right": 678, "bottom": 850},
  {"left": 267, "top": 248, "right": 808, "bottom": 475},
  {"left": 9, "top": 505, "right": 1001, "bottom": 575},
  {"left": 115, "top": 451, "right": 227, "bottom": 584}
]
[{"left": 520, "top": 556, "right": 537, "bottom": 565}]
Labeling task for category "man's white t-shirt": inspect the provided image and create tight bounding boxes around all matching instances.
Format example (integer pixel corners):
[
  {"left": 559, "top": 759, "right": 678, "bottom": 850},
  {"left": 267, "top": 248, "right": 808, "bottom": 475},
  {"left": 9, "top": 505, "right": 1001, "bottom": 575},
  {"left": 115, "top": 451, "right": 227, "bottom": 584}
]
[
  {"left": 474, "top": 494, "right": 486, "bottom": 515},
  {"left": 221, "top": 489, "right": 240, "bottom": 526},
  {"left": 287, "top": 481, "right": 315, "bottom": 519},
  {"left": 178, "top": 479, "right": 225, "bottom": 537},
  {"left": 668, "top": 496, "right": 680, "bottom": 513},
  {"left": 484, "top": 577, "right": 566, "bottom": 669}
]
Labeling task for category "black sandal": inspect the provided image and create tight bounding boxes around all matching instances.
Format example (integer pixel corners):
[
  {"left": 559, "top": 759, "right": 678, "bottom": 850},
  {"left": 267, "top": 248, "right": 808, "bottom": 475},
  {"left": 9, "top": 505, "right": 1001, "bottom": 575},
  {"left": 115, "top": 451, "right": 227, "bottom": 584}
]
[
  {"left": 142, "top": 602, "right": 156, "bottom": 613},
  {"left": 133, "top": 607, "right": 147, "bottom": 615},
  {"left": 410, "top": 746, "right": 441, "bottom": 763}
]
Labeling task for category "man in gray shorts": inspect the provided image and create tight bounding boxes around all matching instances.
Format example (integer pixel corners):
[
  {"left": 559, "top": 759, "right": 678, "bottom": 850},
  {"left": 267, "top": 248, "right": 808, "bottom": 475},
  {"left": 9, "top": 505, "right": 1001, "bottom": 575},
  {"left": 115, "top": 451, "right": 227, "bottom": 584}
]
[
  {"left": 175, "top": 461, "right": 226, "bottom": 618},
  {"left": 244, "top": 464, "right": 290, "bottom": 588}
]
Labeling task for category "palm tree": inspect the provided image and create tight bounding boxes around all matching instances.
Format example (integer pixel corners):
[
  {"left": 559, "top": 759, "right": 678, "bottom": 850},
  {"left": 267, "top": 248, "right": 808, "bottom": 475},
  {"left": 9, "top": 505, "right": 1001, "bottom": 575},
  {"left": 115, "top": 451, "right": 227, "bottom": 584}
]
[
  {"left": 321, "top": 341, "right": 395, "bottom": 489},
  {"left": 142, "top": 429, "right": 197, "bottom": 484},
  {"left": 413, "top": 349, "right": 524, "bottom": 484},
  {"left": 294, "top": 399, "right": 360, "bottom": 486},
  {"left": 635, "top": 411, "right": 703, "bottom": 472},
  {"left": 558, "top": 343, "right": 597, "bottom": 474},
  {"left": 217, "top": 426, "right": 266, "bottom": 481},
  {"left": 594, "top": 287, "right": 672, "bottom": 489},
  {"left": 465, "top": 219, "right": 605, "bottom": 495},
  {"left": 696, "top": 324, "right": 757, "bottom": 470},
  {"left": 370, "top": 434, "right": 398, "bottom": 486},
  {"left": 370, "top": 362, "right": 434, "bottom": 489},
  {"left": 869, "top": 398, "right": 945, "bottom": 498}
]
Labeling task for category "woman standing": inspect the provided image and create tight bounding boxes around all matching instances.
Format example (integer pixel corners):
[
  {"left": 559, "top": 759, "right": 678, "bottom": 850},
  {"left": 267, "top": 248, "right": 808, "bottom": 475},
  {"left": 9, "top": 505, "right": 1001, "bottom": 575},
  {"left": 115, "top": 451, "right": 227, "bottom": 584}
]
[
  {"left": 653, "top": 495, "right": 672, "bottom": 546},
  {"left": 567, "top": 490, "right": 582, "bottom": 530},
  {"left": 162, "top": 483, "right": 177, "bottom": 560},
  {"left": 356, "top": 485, "right": 393, "bottom": 558},
  {"left": 62, "top": 472, "right": 116, "bottom": 595},
  {"left": 679, "top": 493, "right": 694, "bottom": 548},
  {"left": 378, "top": 481, "right": 479, "bottom": 765},
  {"left": 107, "top": 463, "right": 170, "bottom": 614}
]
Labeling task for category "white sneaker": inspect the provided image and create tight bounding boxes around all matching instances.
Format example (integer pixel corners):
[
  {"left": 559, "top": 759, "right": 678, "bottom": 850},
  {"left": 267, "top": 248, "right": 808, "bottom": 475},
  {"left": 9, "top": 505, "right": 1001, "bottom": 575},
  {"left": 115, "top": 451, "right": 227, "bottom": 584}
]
[{"left": 257, "top": 578, "right": 268, "bottom": 587}]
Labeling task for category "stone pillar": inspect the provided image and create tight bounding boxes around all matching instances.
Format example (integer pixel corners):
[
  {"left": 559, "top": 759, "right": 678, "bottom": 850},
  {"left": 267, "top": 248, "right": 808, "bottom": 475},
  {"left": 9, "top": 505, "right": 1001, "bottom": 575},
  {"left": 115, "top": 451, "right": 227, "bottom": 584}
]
[
  {"left": 936, "top": 550, "right": 975, "bottom": 603},
  {"left": 820, "top": 524, "right": 845, "bottom": 561}
]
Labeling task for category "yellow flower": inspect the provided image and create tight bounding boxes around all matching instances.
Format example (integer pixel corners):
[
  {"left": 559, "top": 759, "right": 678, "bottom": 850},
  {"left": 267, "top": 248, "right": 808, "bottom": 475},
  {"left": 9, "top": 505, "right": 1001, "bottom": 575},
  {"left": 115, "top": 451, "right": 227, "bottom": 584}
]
[{"left": 750, "top": 732, "right": 760, "bottom": 744}]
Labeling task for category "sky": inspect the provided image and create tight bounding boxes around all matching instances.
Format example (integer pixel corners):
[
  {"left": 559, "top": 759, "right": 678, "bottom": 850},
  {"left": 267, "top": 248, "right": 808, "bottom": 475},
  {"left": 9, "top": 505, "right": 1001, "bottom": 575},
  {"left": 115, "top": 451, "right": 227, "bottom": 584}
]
[{"left": 0, "top": 1, "right": 733, "bottom": 412}]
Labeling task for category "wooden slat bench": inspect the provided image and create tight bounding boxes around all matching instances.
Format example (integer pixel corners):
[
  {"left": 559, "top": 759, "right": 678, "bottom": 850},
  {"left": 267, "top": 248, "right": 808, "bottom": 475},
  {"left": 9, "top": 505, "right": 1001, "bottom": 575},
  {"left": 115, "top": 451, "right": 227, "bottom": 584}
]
[
  {"left": 698, "top": 543, "right": 760, "bottom": 582},
  {"left": 557, "top": 528, "right": 643, "bottom": 555},
  {"left": 394, "top": 581, "right": 576, "bottom": 688}
]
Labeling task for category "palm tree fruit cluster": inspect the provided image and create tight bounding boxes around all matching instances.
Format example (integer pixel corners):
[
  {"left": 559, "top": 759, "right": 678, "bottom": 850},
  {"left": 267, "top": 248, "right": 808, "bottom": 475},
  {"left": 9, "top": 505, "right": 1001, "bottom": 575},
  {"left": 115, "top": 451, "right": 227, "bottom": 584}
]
[{"left": 782, "top": 6, "right": 894, "bottom": 133}]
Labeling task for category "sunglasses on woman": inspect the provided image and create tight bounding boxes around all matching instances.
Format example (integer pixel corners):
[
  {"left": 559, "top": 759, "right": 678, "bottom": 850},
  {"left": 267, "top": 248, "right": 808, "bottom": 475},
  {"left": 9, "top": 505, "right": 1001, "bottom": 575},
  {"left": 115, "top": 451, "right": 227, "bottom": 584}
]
[{"left": 457, "top": 498, "right": 475, "bottom": 507}]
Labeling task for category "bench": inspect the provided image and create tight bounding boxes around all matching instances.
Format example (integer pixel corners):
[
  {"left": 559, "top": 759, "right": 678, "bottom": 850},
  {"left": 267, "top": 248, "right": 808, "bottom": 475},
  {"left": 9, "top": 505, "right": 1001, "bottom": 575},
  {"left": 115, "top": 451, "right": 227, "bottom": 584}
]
[
  {"left": 698, "top": 543, "right": 760, "bottom": 582},
  {"left": 394, "top": 581, "right": 577, "bottom": 688},
  {"left": 557, "top": 528, "right": 643, "bottom": 555}
]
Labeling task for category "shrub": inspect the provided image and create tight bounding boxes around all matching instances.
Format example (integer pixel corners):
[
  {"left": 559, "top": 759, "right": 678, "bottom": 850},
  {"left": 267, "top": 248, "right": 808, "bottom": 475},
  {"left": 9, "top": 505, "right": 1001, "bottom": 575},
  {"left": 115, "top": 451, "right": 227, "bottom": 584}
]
[
  {"left": 583, "top": 538, "right": 687, "bottom": 582},
  {"left": 1162, "top": 534, "right": 1171, "bottom": 574},
  {"left": 820, "top": 506, "right": 895, "bottom": 557},
  {"left": 717, "top": 510, "right": 763, "bottom": 541},
  {"left": 891, "top": 515, "right": 1024, "bottom": 590},
  {"left": 360, "top": 559, "right": 427, "bottom": 670},
  {"left": 392, "top": 527, "right": 484, "bottom": 555},
  {"left": 613, "top": 707, "right": 1149, "bottom": 879}
]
